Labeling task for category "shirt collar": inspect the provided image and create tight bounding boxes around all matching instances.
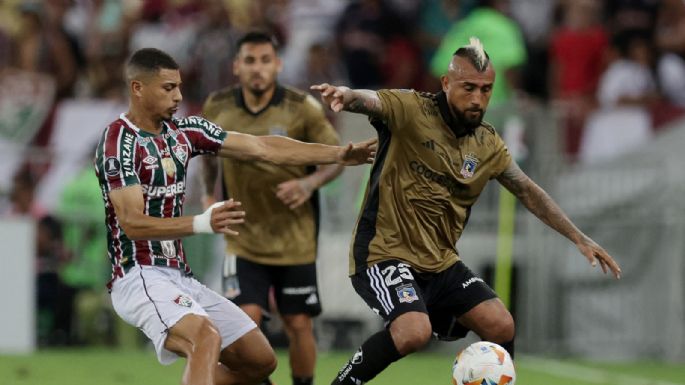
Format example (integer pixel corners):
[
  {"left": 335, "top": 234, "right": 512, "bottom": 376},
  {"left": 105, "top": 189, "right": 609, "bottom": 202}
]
[{"left": 233, "top": 84, "right": 285, "bottom": 116}]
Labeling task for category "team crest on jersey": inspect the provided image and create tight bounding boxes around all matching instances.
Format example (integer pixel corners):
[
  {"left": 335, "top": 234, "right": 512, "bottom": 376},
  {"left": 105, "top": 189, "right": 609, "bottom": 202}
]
[
  {"left": 172, "top": 144, "right": 189, "bottom": 163},
  {"left": 161, "top": 240, "right": 176, "bottom": 258},
  {"left": 396, "top": 284, "right": 419, "bottom": 303},
  {"left": 105, "top": 157, "right": 121, "bottom": 176},
  {"left": 174, "top": 294, "right": 193, "bottom": 307},
  {"left": 269, "top": 125, "right": 287, "bottom": 136},
  {"left": 161, "top": 157, "right": 176, "bottom": 177},
  {"left": 460, "top": 153, "right": 479, "bottom": 179}
]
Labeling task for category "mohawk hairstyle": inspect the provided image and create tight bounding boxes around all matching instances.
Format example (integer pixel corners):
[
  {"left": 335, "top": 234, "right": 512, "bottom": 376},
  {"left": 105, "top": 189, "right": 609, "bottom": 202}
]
[{"left": 453, "top": 37, "right": 490, "bottom": 72}]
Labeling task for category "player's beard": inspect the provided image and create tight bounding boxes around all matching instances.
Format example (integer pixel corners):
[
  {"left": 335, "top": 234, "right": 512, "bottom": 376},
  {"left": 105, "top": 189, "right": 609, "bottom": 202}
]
[
  {"left": 247, "top": 77, "right": 274, "bottom": 98},
  {"left": 454, "top": 107, "right": 484, "bottom": 132}
]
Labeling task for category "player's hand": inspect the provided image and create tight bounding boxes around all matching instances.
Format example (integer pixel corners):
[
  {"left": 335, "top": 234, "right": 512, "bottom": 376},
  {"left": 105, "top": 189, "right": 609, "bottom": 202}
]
[
  {"left": 576, "top": 235, "right": 622, "bottom": 279},
  {"left": 210, "top": 199, "right": 245, "bottom": 236},
  {"left": 201, "top": 195, "right": 217, "bottom": 210},
  {"left": 337, "top": 137, "right": 377, "bottom": 166},
  {"left": 276, "top": 179, "right": 314, "bottom": 210},
  {"left": 310, "top": 83, "right": 351, "bottom": 112}
]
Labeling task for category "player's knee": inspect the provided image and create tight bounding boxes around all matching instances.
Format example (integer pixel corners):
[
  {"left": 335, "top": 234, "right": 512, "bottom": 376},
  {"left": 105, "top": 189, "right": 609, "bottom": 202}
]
[
  {"left": 282, "top": 314, "right": 313, "bottom": 335},
  {"left": 193, "top": 316, "right": 222, "bottom": 347},
  {"left": 485, "top": 313, "right": 515, "bottom": 343},
  {"left": 246, "top": 350, "right": 278, "bottom": 382},
  {"left": 391, "top": 319, "right": 432, "bottom": 354}
]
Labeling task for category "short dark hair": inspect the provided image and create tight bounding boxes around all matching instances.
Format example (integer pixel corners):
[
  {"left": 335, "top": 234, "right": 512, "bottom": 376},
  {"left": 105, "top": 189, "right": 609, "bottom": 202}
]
[
  {"left": 236, "top": 31, "right": 279, "bottom": 52},
  {"left": 125, "top": 48, "right": 179, "bottom": 80}
]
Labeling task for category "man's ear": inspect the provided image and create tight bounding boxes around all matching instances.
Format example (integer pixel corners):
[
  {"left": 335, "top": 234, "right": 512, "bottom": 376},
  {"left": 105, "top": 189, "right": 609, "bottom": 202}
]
[
  {"left": 440, "top": 75, "right": 449, "bottom": 93},
  {"left": 131, "top": 80, "right": 143, "bottom": 97}
]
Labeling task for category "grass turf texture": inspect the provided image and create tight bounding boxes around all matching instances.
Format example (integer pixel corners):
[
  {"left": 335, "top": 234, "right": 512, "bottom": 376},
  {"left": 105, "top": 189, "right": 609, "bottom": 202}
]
[{"left": 1, "top": 349, "right": 684, "bottom": 385}]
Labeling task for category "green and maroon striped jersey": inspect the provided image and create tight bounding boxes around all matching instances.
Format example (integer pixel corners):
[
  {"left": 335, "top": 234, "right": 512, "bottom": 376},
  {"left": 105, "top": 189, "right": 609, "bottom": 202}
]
[{"left": 94, "top": 114, "right": 227, "bottom": 285}]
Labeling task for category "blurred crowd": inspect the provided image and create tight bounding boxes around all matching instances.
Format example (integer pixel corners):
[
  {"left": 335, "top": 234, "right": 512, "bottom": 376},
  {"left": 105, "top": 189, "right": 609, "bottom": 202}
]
[{"left": 2, "top": 0, "right": 685, "bottom": 347}]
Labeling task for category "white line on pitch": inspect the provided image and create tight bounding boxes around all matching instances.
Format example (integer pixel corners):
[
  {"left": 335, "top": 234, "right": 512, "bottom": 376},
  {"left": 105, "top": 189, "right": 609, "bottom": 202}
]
[{"left": 519, "top": 356, "right": 684, "bottom": 385}]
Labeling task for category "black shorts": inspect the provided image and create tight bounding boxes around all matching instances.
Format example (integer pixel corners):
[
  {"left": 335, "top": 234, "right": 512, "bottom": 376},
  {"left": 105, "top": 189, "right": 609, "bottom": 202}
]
[
  {"left": 351, "top": 259, "right": 497, "bottom": 340},
  {"left": 222, "top": 255, "right": 322, "bottom": 317}
]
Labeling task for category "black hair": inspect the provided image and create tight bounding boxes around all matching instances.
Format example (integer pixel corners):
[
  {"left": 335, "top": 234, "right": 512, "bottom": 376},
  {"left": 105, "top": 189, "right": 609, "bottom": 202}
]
[
  {"left": 126, "top": 48, "right": 179, "bottom": 79},
  {"left": 612, "top": 29, "right": 651, "bottom": 58},
  {"left": 236, "top": 31, "right": 279, "bottom": 52}
]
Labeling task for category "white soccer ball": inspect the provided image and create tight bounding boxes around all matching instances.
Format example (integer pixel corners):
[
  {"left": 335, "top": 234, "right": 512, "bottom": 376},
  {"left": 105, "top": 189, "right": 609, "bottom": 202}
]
[{"left": 452, "top": 341, "right": 516, "bottom": 385}]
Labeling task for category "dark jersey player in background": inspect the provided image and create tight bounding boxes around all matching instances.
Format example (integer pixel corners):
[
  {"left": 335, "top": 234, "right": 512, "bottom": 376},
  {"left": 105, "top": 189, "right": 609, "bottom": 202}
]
[
  {"left": 95, "top": 48, "right": 376, "bottom": 385},
  {"left": 202, "top": 32, "right": 342, "bottom": 385},
  {"left": 311, "top": 37, "right": 622, "bottom": 385}
]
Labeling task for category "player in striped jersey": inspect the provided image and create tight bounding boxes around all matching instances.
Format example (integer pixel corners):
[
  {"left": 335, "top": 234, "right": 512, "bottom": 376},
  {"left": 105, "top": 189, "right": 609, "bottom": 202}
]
[{"left": 94, "top": 48, "right": 376, "bottom": 385}]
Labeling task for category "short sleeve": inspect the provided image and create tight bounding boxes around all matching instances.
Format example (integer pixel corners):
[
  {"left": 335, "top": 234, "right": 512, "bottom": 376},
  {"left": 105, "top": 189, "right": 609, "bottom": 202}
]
[
  {"left": 489, "top": 130, "right": 513, "bottom": 179},
  {"left": 376, "top": 89, "right": 419, "bottom": 134},
  {"left": 302, "top": 95, "right": 340, "bottom": 146},
  {"left": 174, "top": 116, "right": 228, "bottom": 156},
  {"left": 95, "top": 124, "right": 140, "bottom": 191}
]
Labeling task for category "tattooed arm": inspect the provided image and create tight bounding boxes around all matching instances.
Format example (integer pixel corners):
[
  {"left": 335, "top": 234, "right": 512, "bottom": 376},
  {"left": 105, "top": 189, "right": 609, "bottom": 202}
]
[
  {"left": 310, "top": 83, "right": 384, "bottom": 120},
  {"left": 496, "top": 160, "right": 622, "bottom": 279}
]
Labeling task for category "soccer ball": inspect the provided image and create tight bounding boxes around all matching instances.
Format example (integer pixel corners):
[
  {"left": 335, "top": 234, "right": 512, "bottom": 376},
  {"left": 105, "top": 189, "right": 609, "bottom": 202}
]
[{"left": 452, "top": 341, "right": 516, "bottom": 385}]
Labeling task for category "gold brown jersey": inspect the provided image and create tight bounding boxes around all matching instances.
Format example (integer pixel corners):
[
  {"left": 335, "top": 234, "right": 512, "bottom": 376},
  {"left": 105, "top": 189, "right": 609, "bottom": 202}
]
[
  {"left": 203, "top": 85, "right": 339, "bottom": 265},
  {"left": 351, "top": 89, "right": 512, "bottom": 274}
]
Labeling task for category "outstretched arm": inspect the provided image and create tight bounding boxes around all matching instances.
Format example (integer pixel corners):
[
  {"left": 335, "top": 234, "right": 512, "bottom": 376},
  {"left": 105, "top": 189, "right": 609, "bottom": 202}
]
[
  {"left": 276, "top": 164, "right": 343, "bottom": 209},
  {"left": 217, "top": 132, "right": 376, "bottom": 167},
  {"left": 496, "top": 161, "right": 622, "bottom": 279},
  {"left": 310, "top": 83, "right": 385, "bottom": 119},
  {"left": 109, "top": 185, "right": 245, "bottom": 240}
]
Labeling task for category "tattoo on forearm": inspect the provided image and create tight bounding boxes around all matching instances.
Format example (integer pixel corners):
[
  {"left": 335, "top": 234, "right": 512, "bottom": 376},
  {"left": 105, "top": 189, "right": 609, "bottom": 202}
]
[
  {"left": 498, "top": 161, "right": 582, "bottom": 241},
  {"left": 346, "top": 90, "right": 382, "bottom": 118}
]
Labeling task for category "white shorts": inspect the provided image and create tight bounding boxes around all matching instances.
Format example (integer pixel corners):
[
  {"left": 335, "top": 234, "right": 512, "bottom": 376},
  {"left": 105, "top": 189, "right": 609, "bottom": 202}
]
[{"left": 110, "top": 265, "right": 257, "bottom": 365}]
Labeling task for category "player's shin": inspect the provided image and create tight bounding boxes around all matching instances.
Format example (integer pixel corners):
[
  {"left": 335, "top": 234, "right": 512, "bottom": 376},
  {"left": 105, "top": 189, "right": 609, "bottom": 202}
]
[{"left": 330, "top": 330, "right": 403, "bottom": 385}]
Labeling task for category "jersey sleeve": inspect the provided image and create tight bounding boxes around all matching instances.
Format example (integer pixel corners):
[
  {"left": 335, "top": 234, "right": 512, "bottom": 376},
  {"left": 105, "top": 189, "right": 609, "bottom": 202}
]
[
  {"left": 174, "top": 116, "right": 228, "bottom": 157},
  {"left": 94, "top": 124, "right": 140, "bottom": 191},
  {"left": 489, "top": 130, "right": 513, "bottom": 179},
  {"left": 302, "top": 95, "right": 340, "bottom": 146},
  {"left": 375, "top": 89, "right": 419, "bottom": 134}
]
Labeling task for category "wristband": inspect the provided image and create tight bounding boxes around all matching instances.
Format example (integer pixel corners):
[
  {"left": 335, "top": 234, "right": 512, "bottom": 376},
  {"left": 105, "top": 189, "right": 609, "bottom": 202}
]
[{"left": 193, "top": 202, "right": 225, "bottom": 234}]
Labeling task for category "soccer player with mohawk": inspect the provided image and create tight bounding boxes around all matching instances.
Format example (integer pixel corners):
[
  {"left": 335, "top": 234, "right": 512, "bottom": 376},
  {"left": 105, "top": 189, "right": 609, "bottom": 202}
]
[{"left": 312, "top": 37, "right": 622, "bottom": 385}]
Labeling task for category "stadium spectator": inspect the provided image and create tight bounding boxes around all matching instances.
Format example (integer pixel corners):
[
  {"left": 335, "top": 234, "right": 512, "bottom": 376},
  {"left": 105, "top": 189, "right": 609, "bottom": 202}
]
[
  {"left": 95, "top": 48, "right": 375, "bottom": 385},
  {"left": 579, "top": 30, "right": 658, "bottom": 164},
  {"left": 430, "top": 0, "right": 527, "bottom": 107},
  {"left": 36, "top": 215, "right": 76, "bottom": 346},
  {"left": 56, "top": 163, "right": 111, "bottom": 345},
  {"left": 184, "top": 0, "right": 241, "bottom": 105},
  {"left": 202, "top": 31, "right": 344, "bottom": 385},
  {"left": 655, "top": 0, "right": 685, "bottom": 109},
  {"left": 335, "top": 0, "right": 403, "bottom": 88},
  {"left": 80, "top": 0, "right": 132, "bottom": 99},
  {"left": 276, "top": 0, "right": 346, "bottom": 86},
  {"left": 606, "top": 0, "right": 660, "bottom": 35},
  {"left": 311, "top": 37, "right": 621, "bottom": 385},
  {"left": 15, "top": 1, "right": 78, "bottom": 99},
  {"left": 549, "top": 0, "right": 609, "bottom": 158}
]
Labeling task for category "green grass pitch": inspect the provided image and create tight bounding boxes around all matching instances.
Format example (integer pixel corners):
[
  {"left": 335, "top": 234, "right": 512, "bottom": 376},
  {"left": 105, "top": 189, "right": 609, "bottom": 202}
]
[{"left": 1, "top": 348, "right": 684, "bottom": 385}]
